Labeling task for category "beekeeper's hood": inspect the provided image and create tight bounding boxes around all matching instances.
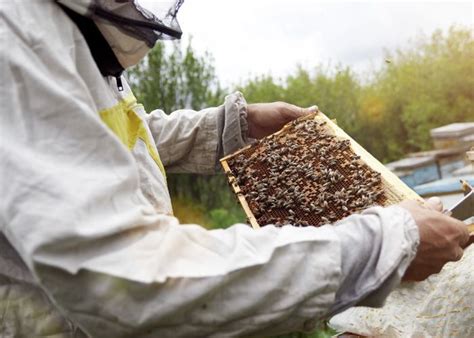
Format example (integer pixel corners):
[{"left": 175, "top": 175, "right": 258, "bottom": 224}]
[{"left": 58, "top": 0, "right": 183, "bottom": 77}]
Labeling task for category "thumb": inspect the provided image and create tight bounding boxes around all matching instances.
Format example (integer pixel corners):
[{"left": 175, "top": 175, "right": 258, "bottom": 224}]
[
  {"left": 286, "top": 104, "right": 319, "bottom": 119},
  {"left": 304, "top": 105, "right": 319, "bottom": 114},
  {"left": 426, "top": 196, "right": 444, "bottom": 212}
]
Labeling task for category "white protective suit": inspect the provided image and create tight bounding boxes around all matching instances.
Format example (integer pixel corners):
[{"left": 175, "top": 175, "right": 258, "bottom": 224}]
[{"left": 0, "top": 1, "right": 420, "bottom": 337}]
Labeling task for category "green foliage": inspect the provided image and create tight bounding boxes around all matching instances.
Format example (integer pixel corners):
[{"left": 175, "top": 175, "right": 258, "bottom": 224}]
[
  {"left": 169, "top": 174, "right": 246, "bottom": 228},
  {"left": 128, "top": 40, "right": 223, "bottom": 113},
  {"left": 271, "top": 323, "right": 336, "bottom": 338},
  {"left": 238, "top": 65, "right": 361, "bottom": 134},
  {"left": 238, "top": 26, "right": 473, "bottom": 162},
  {"left": 358, "top": 26, "right": 474, "bottom": 161},
  {"left": 125, "top": 20, "right": 471, "bottom": 338},
  {"left": 130, "top": 27, "right": 473, "bottom": 230},
  {"left": 239, "top": 74, "right": 286, "bottom": 103},
  {"left": 209, "top": 208, "right": 246, "bottom": 229},
  {"left": 129, "top": 40, "right": 243, "bottom": 229},
  {"left": 172, "top": 197, "right": 210, "bottom": 227}
]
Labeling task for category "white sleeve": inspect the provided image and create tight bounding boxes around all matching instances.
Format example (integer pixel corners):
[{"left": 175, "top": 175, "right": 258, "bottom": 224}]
[
  {"left": 0, "top": 4, "right": 419, "bottom": 337},
  {"left": 144, "top": 92, "right": 249, "bottom": 174},
  {"left": 330, "top": 206, "right": 419, "bottom": 315}
]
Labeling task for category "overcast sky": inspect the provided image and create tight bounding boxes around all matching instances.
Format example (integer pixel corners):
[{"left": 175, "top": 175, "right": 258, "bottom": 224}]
[{"left": 172, "top": 1, "right": 472, "bottom": 87}]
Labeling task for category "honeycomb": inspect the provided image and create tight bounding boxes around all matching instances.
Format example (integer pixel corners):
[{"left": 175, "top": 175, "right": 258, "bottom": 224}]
[{"left": 221, "top": 112, "right": 420, "bottom": 228}]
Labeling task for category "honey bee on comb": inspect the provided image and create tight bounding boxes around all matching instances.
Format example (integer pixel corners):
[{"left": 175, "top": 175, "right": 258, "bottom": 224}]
[{"left": 220, "top": 112, "right": 420, "bottom": 229}]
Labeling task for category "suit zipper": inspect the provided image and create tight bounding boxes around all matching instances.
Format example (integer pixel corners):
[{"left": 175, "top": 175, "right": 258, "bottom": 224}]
[{"left": 116, "top": 76, "right": 123, "bottom": 91}]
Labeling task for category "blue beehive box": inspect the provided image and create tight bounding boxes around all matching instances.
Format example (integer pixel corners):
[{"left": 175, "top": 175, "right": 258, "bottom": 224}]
[{"left": 386, "top": 156, "right": 440, "bottom": 188}]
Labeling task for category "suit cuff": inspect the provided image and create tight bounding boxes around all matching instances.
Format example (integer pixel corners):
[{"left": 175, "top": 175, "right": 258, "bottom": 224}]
[{"left": 329, "top": 206, "right": 419, "bottom": 315}]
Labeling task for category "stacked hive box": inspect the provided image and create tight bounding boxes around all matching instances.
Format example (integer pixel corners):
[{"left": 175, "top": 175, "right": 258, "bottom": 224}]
[{"left": 221, "top": 112, "right": 420, "bottom": 229}]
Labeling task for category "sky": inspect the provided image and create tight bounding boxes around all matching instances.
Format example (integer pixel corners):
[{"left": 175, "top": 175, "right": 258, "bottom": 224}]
[{"left": 171, "top": 1, "right": 472, "bottom": 87}]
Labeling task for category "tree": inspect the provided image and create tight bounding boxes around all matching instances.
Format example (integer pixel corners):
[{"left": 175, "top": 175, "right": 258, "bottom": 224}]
[
  {"left": 238, "top": 65, "right": 362, "bottom": 141},
  {"left": 128, "top": 26, "right": 473, "bottom": 229},
  {"left": 129, "top": 40, "right": 223, "bottom": 112},
  {"left": 359, "top": 26, "right": 474, "bottom": 160},
  {"left": 129, "top": 40, "right": 244, "bottom": 228},
  {"left": 237, "top": 26, "right": 473, "bottom": 162}
]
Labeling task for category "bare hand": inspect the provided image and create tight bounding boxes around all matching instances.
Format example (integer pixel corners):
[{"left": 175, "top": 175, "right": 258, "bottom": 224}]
[
  {"left": 400, "top": 198, "right": 470, "bottom": 281},
  {"left": 247, "top": 102, "right": 318, "bottom": 139}
]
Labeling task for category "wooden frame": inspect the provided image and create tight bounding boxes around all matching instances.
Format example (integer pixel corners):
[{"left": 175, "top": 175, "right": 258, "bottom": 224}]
[{"left": 220, "top": 112, "right": 421, "bottom": 229}]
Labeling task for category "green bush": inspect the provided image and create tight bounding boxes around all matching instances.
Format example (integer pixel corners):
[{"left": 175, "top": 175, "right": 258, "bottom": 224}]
[{"left": 209, "top": 208, "right": 245, "bottom": 229}]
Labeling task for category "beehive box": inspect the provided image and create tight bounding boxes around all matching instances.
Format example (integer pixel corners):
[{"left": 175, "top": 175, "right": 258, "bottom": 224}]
[{"left": 220, "top": 112, "right": 421, "bottom": 229}]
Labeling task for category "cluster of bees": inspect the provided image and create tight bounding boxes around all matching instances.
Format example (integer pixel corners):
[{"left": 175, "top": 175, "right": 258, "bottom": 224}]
[{"left": 226, "top": 117, "right": 386, "bottom": 227}]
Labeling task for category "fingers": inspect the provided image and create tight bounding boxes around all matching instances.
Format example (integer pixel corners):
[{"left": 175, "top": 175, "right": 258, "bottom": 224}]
[
  {"left": 442, "top": 211, "right": 471, "bottom": 248},
  {"left": 401, "top": 196, "right": 443, "bottom": 213},
  {"left": 306, "top": 105, "right": 319, "bottom": 113},
  {"left": 401, "top": 198, "right": 470, "bottom": 281},
  {"left": 442, "top": 213, "right": 470, "bottom": 248},
  {"left": 452, "top": 246, "right": 464, "bottom": 262},
  {"left": 402, "top": 198, "right": 468, "bottom": 247},
  {"left": 285, "top": 103, "right": 318, "bottom": 118},
  {"left": 459, "top": 225, "right": 471, "bottom": 248},
  {"left": 299, "top": 105, "right": 318, "bottom": 117},
  {"left": 405, "top": 244, "right": 463, "bottom": 281},
  {"left": 397, "top": 199, "right": 424, "bottom": 214},
  {"left": 426, "top": 196, "right": 443, "bottom": 212},
  {"left": 467, "top": 233, "right": 474, "bottom": 247}
]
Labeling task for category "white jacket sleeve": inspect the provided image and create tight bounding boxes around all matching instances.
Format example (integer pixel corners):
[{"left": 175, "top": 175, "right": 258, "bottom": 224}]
[
  {"left": 144, "top": 92, "right": 249, "bottom": 174},
  {"left": 0, "top": 3, "right": 419, "bottom": 337}
]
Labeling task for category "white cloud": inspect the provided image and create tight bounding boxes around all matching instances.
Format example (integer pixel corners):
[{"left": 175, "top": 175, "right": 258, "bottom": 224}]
[{"left": 172, "top": 1, "right": 472, "bottom": 87}]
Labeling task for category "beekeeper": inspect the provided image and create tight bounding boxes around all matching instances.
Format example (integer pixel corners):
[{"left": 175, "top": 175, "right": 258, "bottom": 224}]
[{"left": 0, "top": 1, "right": 470, "bottom": 337}]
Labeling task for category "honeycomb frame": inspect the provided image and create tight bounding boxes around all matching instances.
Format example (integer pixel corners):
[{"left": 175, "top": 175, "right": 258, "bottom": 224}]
[{"left": 220, "top": 112, "right": 421, "bottom": 229}]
